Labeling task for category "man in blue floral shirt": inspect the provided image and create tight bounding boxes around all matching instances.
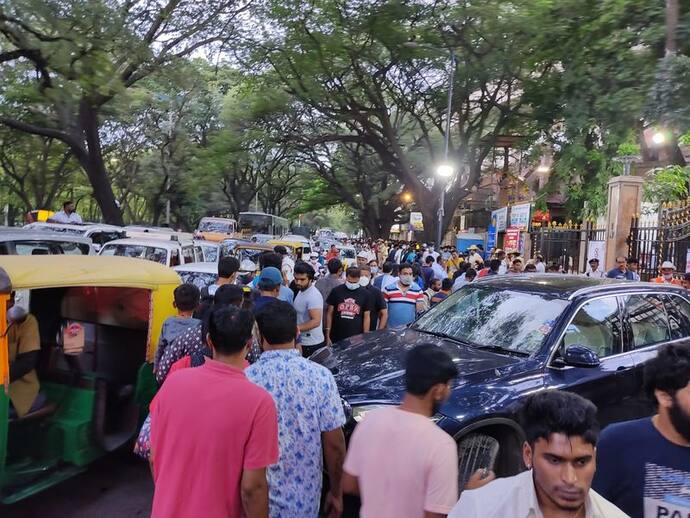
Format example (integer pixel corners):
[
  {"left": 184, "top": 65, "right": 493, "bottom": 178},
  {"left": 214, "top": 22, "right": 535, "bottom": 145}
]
[{"left": 247, "top": 301, "right": 347, "bottom": 518}]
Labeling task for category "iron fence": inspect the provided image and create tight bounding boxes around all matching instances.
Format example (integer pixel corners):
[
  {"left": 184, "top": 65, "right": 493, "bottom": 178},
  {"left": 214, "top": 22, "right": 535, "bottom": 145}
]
[
  {"left": 628, "top": 201, "right": 690, "bottom": 281},
  {"left": 530, "top": 223, "right": 606, "bottom": 274}
]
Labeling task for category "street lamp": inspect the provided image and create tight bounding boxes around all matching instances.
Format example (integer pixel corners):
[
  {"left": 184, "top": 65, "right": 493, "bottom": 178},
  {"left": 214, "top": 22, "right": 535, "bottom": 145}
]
[
  {"left": 402, "top": 192, "right": 413, "bottom": 203},
  {"left": 652, "top": 131, "right": 666, "bottom": 145},
  {"left": 436, "top": 49, "right": 457, "bottom": 248}
]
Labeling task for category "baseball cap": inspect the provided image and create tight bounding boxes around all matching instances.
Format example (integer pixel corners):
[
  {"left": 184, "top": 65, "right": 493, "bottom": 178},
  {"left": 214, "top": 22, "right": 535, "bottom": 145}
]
[
  {"left": 357, "top": 251, "right": 368, "bottom": 258},
  {"left": 258, "top": 266, "right": 283, "bottom": 286}
]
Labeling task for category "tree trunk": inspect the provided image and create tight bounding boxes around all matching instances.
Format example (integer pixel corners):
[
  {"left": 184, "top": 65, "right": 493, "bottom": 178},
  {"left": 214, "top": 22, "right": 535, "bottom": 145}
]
[
  {"left": 666, "top": 0, "right": 678, "bottom": 55},
  {"left": 76, "top": 102, "right": 124, "bottom": 225}
]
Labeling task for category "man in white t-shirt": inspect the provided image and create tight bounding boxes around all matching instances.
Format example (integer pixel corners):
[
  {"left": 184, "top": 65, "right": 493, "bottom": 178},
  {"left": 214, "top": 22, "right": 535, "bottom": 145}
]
[
  {"left": 343, "top": 344, "right": 460, "bottom": 517},
  {"left": 274, "top": 245, "right": 295, "bottom": 283},
  {"left": 50, "top": 200, "right": 83, "bottom": 224},
  {"left": 293, "top": 262, "right": 325, "bottom": 358}
]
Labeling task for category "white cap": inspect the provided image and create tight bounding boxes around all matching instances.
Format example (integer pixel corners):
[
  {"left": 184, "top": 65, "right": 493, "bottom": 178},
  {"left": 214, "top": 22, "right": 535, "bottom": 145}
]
[
  {"left": 357, "top": 251, "right": 368, "bottom": 258},
  {"left": 240, "top": 259, "right": 257, "bottom": 272},
  {"left": 661, "top": 261, "right": 676, "bottom": 270}
]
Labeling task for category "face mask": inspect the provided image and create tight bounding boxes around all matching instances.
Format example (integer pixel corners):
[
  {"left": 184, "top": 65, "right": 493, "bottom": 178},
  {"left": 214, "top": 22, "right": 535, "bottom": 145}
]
[
  {"left": 346, "top": 281, "right": 360, "bottom": 290},
  {"left": 399, "top": 275, "right": 413, "bottom": 286},
  {"left": 663, "top": 273, "right": 674, "bottom": 281},
  {"left": 359, "top": 276, "right": 370, "bottom": 287},
  {"left": 371, "top": 267, "right": 379, "bottom": 274}
]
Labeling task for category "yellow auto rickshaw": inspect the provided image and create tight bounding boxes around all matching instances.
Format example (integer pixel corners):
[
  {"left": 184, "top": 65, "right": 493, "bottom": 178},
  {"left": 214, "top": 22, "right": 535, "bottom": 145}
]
[
  {"left": 267, "top": 239, "right": 312, "bottom": 261},
  {"left": 0, "top": 255, "right": 179, "bottom": 504}
]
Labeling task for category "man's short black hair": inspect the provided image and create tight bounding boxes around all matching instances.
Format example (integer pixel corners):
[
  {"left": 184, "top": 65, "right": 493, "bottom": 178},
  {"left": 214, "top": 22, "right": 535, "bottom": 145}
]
[
  {"left": 255, "top": 300, "right": 297, "bottom": 345},
  {"left": 405, "top": 344, "right": 458, "bottom": 396},
  {"left": 644, "top": 343, "right": 690, "bottom": 399},
  {"left": 399, "top": 262, "right": 413, "bottom": 274},
  {"left": 346, "top": 266, "right": 361, "bottom": 279},
  {"left": 259, "top": 251, "right": 283, "bottom": 270},
  {"left": 519, "top": 390, "right": 600, "bottom": 447},
  {"left": 441, "top": 278, "right": 453, "bottom": 291},
  {"left": 63, "top": 200, "right": 74, "bottom": 209},
  {"left": 465, "top": 268, "right": 477, "bottom": 279},
  {"left": 627, "top": 257, "right": 639, "bottom": 265},
  {"left": 382, "top": 261, "right": 393, "bottom": 274},
  {"left": 274, "top": 245, "right": 288, "bottom": 256},
  {"left": 327, "top": 258, "right": 343, "bottom": 274},
  {"left": 214, "top": 284, "right": 244, "bottom": 306},
  {"left": 489, "top": 259, "right": 502, "bottom": 271},
  {"left": 294, "top": 261, "right": 315, "bottom": 280},
  {"left": 218, "top": 256, "right": 240, "bottom": 278},
  {"left": 174, "top": 283, "right": 200, "bottom": 311},
  {"left": 208, "top": 305, "right": 254, "bottom": 355},
  {"left": 425, "top": 256, "right": 435, "bottom": 264}
]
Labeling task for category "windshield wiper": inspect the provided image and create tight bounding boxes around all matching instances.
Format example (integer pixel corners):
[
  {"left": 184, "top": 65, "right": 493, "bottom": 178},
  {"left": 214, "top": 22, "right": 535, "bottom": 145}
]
[
  {"left": 411, "top": 327, "right": 468, "bottom": 345},
  {"left": 474, "top": 344, "right": 529, "bottom": 357}
]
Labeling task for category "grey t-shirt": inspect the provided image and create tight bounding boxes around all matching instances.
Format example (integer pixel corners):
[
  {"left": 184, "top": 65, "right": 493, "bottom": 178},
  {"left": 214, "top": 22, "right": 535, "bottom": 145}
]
[{"left": 294, "top": 285, "right": 324, "bottom": 346}]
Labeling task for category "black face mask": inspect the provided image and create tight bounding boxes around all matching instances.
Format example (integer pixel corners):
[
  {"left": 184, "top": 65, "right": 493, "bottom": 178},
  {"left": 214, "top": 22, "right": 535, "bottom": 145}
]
[{"left": 669, "top": 396, "right": 690, "bottom": 442}]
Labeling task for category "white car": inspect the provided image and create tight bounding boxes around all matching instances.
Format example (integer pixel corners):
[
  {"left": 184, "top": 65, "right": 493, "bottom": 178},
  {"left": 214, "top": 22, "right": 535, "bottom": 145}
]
[
  {"left": 23, "top": 222, "right": 125, "bottom": 251},
  {"left": 174, "top": 262, "right": 218, "bottom": 290},
  {"left": 0, "top": 231, "right": 94, "bottom": 255},
  {"left": 99, "top": 237, "right": 198, "bottom": 267},
  {"left": 195, "top": 240, "right": 220, "bottom": 263}
]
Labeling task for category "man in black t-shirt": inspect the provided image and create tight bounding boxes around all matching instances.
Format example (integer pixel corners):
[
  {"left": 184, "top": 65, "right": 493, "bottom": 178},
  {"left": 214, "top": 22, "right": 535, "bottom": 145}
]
[
  {"left": 359, "top": 265, "right": 387, "bottom": 331},
  {"left": 325, "top": 266, "right": 371, "bottom": 345},
  {"left": 593, "top": 343, "right": 690, "bottom": 518}
]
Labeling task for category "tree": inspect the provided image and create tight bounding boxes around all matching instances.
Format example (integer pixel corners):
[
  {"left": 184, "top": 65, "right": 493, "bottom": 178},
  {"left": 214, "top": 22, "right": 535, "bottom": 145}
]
[
  {"left": 0, "top": 0, "right": 247, "bottom": 224},
  {"left": 246, "top": 0, "right": 555, "bottom": 241}
]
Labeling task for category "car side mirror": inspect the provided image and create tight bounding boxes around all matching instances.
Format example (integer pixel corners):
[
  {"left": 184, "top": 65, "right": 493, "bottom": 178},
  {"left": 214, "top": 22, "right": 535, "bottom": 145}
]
[{"left": 562, "top": 344, "right": 600, "bottom": 368}]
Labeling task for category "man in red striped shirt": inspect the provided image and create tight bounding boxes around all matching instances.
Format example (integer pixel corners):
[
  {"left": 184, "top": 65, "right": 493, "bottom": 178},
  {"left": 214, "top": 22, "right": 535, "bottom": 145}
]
[{"left": 383, "top": 263, "right": 425, "bottom": 328}]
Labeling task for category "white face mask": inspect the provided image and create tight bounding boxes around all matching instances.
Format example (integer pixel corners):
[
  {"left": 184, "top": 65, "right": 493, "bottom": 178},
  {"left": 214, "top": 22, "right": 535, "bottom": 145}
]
[
  {"left": 346, "top": 281, "right": 360, "bottom": 291},
  {"left": 359, "top": 276, "right": 370, "bottom": 287},
  {"left": 370, "top": 267, "right": 379, "bottom": 274},
  {"left": 399, "top": 275, "right": 413, "bottom": 286},
  {"left": 663, "top": 272, "right": 674, "bottom": 281}
]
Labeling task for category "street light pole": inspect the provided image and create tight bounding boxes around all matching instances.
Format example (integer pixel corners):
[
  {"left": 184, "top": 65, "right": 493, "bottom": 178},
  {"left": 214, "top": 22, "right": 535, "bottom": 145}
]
[{"left": 437, "top": 49, "right": 456, "bottom": 248}]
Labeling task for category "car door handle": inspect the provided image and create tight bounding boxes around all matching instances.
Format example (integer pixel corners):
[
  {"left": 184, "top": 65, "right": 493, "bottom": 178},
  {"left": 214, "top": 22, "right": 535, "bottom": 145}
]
[{"left": 616, "top": 365, "right": 632, "bottom": 372}]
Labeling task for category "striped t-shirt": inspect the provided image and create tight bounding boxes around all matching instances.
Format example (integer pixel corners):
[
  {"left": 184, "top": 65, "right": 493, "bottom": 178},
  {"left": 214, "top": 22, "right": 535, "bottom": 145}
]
[{"left": 383, "top": 282, "right": 424, "bottom": 328}]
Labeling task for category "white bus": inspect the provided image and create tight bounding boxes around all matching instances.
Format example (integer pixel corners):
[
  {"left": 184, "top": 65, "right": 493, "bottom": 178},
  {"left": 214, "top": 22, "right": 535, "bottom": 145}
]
[{"left": 238, "top": 212, "right": 289, "bottom": 238}]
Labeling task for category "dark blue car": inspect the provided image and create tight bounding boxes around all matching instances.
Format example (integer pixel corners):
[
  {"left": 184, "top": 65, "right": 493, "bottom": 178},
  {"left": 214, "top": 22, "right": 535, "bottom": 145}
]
[{"left": 313, "top": 275, "right": 690, "bottom": 485}]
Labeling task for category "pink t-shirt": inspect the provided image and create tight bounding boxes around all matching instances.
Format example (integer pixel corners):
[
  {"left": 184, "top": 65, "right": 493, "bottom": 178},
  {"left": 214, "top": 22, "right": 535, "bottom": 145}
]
[
  {"left": 344, "top": 407, "right": 458, "bottom": 517},
  {"left": 150, "top": 359, "right": 279, "bottom": 518}
]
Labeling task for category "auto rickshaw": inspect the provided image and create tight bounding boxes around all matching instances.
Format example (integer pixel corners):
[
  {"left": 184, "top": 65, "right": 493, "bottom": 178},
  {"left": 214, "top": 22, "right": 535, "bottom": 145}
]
[
  {"left": 267, "top": 239, "right": 312, "bottom": 261},
  {"left": 0, "top": 255, "right": 179, "bottom": 504}
]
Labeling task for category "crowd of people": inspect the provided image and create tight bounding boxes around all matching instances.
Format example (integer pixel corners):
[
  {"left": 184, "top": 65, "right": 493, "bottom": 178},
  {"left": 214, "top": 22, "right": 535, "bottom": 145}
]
[{"left": 126, "top": 238, "right": 690, "bottom": 518}]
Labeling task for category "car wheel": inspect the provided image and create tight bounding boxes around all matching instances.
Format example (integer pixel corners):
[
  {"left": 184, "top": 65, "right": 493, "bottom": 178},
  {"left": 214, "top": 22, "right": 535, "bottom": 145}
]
[{"left": 457, "top": 433, "right": 500, "bottom": 491}]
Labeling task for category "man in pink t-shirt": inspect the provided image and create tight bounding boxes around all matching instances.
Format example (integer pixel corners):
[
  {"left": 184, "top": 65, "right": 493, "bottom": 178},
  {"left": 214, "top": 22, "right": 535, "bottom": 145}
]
[
  {"left": 150, "top": 306, "right": 279, "bottom": 518},
  {"left": 342, "top": 344, "right": 460, "bottom": 518}
]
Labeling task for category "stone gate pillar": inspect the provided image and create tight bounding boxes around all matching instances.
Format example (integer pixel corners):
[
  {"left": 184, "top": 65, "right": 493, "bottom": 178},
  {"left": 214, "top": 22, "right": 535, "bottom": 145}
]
[{"left": 604, "top": 176, "right": 645, "bottom": 270}]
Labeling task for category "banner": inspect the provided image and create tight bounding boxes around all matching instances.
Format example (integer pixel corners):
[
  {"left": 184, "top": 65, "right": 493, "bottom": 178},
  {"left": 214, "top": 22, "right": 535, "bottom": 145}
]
[
  {"left": 686, "top": 249, "right": 690, "bottom": 273},
  {"left": 509, "top": 203, "right": 532, "bottom": 230},
  {"left": 491, "top": 207, "right": 508, "bottom": 232},
  {"left": 504, "top": 226, "right": 522, "bottom": 254},
  {"left": 410, "top": 211, "right": 424, "bottom": 231},
  {"left": 587, "top": 241, "right": 606, "bottom": 264},
  {"left": 486, "top": 225, "right": 497, "bottom": 255}
]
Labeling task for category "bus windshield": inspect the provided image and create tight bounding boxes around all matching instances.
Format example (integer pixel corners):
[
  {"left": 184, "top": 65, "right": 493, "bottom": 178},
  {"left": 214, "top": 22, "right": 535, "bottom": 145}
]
[
  {"left": 239, "top": 212, "right": 289, "bottom": 237},
  {"left": 198, "top": 219, "right": 235, "bottom": 233}
]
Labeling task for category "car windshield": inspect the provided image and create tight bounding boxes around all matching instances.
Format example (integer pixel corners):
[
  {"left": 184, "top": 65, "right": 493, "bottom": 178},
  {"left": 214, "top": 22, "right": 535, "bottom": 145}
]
[
  {"left": 341, "top": 249, "right": 355, "bottom": 259},
  {"left": 411, "top": 286, "right": 569, "bottom": 354},
  {"left": 200, "top": 244, "right": 218, "bottom": 262},
  {"left": 178, "top": 271, "right": 218, "bottom": 290},
  {"left": 101, "top": 244, "right": 168, "bottom": 264},
  {"left": 238, "top": 248, "right": 268, "bottom": 263},
  {"left": 199, "top": 220, "right": 231, "bottom": 233}
]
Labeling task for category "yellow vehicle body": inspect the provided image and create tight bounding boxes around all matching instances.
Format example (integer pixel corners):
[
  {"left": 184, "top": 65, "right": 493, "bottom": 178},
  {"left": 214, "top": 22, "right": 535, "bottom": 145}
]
[
  {"left": 267, "top": 239, "right": 311, "bottom": 260},
  {"left": 0, "top": 256, "right": 180, "bottom": 503}
]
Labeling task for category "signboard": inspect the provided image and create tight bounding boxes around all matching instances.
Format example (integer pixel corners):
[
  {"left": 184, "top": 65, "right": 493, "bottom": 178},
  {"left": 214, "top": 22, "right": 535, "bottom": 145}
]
[
  {"left": 509, "top": 203, "right": 532, "bottom": 231},
  {"left": 486, "top": 225, "right": 497, "bottom": 255},
  {"left": 491, "top": 207, "right": 508, "bottom": 232},
  {"left": 686, "top": 249, "right": 690, "bottom": 273},
  {"left": 587, "top": 241, "right": 606, "bottom": 265},
  {"left": 504, "top": 226, "right": 522, "bottom": 254},
  {"left": 410, "top": 211, "right": 424, "bottom": 231}
]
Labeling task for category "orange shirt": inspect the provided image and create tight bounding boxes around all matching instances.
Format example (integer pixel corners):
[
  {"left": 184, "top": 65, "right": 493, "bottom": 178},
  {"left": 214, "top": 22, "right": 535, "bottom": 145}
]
[{"left": 652, "top": 277, "right": 683, "bottom": 286}]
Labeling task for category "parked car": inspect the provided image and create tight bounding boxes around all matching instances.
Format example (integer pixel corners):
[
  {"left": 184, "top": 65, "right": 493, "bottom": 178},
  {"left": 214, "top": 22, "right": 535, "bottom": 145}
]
[
  {"left": 99, "top": 237, "right": 197, "bottom": 267},
  {"left": 0, "top": 231, "right": 94, "bottom": 256},
  {"left": 312, "top": 275, "right": 690, "bottom": 488},
  {"left": 195, "top": 240, "right": 220, "bottom": 263},
  {"left": 194, "top": 217, "right": 238, "bottom": 243},
  {"left": 23, "top": 222, "right": 125, "bottom": 251},
  {"left": 174, "top": 262, "right": 218, "bottom": 290}
]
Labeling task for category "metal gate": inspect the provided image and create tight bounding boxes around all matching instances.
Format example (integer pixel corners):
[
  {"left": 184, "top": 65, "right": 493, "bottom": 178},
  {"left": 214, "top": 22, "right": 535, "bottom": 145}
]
[
  {"left": 530, "top": 222, "right": 606, "bottom": 274},
  {"left": 628, "top": 201, "right": 690, "bottom": 281}
]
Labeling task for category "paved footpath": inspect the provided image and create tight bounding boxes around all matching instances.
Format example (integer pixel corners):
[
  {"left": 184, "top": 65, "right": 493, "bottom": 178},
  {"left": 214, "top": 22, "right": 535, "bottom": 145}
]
[{"left": 5, "top": 452, "right": 153, "bottom": 518}]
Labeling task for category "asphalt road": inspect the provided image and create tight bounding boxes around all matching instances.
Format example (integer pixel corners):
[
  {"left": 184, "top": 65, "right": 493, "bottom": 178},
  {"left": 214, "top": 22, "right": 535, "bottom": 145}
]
[{"left": 5, "top": 452, "right": 153, "bottom": 518}]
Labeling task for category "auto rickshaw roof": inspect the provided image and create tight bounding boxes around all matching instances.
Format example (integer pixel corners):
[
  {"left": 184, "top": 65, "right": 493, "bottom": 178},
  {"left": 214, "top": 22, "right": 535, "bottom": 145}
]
[{"left": 0, "top": 255, "right": 181, "bottom": 293}]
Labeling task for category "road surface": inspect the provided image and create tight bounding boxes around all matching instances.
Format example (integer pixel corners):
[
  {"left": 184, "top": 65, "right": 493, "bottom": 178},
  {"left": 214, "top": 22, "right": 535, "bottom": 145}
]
[{"left": 5, "top": 452, "right": 153, "bottom": 518}]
